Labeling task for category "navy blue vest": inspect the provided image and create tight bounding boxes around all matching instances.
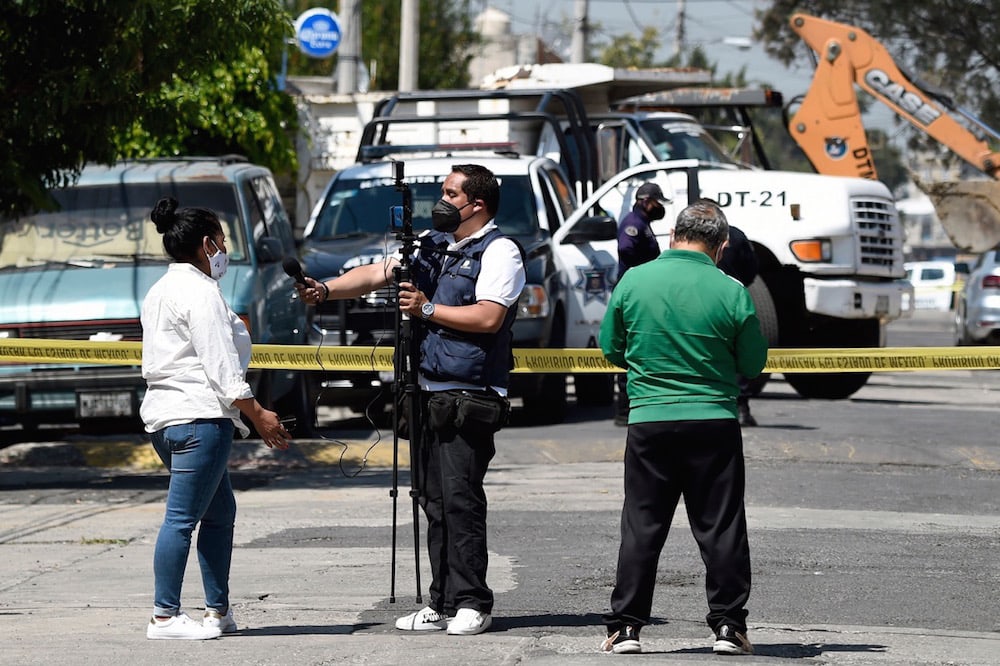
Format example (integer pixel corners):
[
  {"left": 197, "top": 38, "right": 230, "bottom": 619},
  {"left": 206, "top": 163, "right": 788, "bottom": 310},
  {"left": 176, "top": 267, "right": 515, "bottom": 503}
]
[{"left": 412, "top": 228, "right": 520, "bottom": 388}]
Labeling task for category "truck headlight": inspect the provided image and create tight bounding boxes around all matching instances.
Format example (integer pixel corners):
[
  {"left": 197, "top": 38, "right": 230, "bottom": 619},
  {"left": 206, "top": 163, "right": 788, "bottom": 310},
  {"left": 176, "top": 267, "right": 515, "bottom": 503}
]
[
  {"left": 790, "top": 239, "right": 832, "bottom": 263},
  {"left": 517, "top": 285, "right": 550, "bottom": 319}
]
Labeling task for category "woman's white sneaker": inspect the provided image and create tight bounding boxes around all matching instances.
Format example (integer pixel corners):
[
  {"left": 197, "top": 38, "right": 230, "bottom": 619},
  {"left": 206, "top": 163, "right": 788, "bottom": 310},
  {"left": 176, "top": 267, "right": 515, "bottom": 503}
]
[
  {"left": 146, "top": 612, "right": 222, "bottom": 640},
  {"left": 395, "top": 606, "right": 450, "bottom": 631},
  {"left": 204, "top": 609, "right": 238, "bottom": 633},
  {"left": 446, "top": 608, "right": 492, "bottom": 635}
]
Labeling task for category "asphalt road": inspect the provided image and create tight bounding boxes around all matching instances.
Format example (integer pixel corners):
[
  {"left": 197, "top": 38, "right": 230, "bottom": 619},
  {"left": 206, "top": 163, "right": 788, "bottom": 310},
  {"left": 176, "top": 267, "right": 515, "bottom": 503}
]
[{"left": 4, "top": 309, "right": 1000, "bottom": 665}]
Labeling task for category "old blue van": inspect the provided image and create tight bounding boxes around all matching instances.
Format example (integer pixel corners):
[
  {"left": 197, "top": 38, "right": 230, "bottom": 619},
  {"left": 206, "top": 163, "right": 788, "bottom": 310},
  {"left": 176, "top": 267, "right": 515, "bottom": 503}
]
[{"left": 0, "top": 157, "right": 313, "bottom": 434}]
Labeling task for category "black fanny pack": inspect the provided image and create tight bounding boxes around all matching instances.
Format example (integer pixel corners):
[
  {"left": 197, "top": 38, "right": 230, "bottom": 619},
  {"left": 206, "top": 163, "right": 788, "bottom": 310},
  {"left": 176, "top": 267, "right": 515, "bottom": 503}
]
[{"left": 428, "top": 389, "right": 510, "bottom": 434}]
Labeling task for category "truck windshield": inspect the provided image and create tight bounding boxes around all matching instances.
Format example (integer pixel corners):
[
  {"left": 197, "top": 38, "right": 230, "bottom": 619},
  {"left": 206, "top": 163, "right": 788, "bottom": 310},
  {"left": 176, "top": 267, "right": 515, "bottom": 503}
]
[
  {"left": 639, "top": 121, "right": 736, "bottom": 166},
  {"left": 311, "top": 174, "right": 540, "bottom": 239},
  {"left": 0, "top": 183, "right": 247, "bottom": 270}
]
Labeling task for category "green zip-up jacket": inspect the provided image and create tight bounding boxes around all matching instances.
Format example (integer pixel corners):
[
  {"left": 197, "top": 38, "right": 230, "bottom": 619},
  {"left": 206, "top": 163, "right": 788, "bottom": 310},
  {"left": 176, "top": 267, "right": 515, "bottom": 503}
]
[{"left": 600, "top": 248, "right": 768, "bottom": 424}]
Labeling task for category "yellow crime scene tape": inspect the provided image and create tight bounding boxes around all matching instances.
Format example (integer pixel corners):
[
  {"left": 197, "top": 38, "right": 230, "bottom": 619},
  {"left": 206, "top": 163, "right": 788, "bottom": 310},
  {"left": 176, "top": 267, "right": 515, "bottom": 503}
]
[{"left": 4, "top": 338, "right": 1000, "bottom": 373}]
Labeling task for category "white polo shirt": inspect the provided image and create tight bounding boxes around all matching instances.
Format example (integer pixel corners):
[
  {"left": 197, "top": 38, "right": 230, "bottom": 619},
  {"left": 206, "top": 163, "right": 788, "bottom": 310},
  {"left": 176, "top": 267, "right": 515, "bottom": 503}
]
[{"left": 140, "top": 263, "right": 253, "bottom": 437}]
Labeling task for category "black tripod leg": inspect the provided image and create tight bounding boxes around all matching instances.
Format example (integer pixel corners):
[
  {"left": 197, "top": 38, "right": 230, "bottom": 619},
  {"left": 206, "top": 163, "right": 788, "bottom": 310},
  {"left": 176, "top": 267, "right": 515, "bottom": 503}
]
[
  {"left": 389, "top": 406, "right": 400, "bottom": 604},
  {"left": 406, "top": 391, "right": 423, "bottom": 604}
]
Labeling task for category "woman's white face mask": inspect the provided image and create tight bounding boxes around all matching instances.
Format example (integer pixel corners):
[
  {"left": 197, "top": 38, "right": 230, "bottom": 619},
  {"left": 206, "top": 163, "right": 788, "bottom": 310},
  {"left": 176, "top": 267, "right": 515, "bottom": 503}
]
[{"left": 207, "top": 240, "right": 229, "bottom": 280}]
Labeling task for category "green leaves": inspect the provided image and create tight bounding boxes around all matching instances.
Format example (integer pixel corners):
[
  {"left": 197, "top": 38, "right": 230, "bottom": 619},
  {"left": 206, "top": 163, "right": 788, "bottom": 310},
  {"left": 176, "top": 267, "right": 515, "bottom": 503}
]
[{"left": 1, "top": 0, "right": 295, "bottom": 219}]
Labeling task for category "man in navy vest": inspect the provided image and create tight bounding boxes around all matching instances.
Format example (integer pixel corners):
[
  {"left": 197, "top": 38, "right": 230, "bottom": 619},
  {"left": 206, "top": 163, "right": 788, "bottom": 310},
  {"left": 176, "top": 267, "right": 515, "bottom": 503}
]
[{"left": 295, "top": 164, "right": 525, "bottom": 637}]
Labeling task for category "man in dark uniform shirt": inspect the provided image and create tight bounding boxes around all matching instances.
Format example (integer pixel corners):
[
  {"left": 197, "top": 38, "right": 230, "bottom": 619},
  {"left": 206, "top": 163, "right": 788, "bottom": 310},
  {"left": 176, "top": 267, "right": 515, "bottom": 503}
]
[
  {"left": 614, "top": 182, "right": 669, "bottom": 425},
  {"left": 716, "top": 216, "right": 760, "bottom": 427},
  {"left": 617, "top": 182, "right": 666, "bottom": 280}
]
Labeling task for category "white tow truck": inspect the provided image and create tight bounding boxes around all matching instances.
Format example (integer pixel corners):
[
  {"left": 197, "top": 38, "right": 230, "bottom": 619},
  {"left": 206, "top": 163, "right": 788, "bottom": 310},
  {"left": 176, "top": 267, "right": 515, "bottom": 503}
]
[{"left": 351, "top": 64, "right": 912, "bottom": 400}]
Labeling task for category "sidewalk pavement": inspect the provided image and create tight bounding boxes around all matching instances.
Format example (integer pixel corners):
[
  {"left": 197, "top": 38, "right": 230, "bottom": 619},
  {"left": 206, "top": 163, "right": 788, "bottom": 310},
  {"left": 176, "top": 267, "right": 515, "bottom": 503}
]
[{"left": 2, "top": 438, "right": 1000, "bottom": 665}]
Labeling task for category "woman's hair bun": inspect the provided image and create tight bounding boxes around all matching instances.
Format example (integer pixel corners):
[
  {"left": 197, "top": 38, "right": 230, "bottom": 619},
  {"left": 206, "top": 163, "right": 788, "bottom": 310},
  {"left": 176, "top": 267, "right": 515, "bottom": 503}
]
[{"left": 150, "top": 197, "right": 179, "bottom": 234}]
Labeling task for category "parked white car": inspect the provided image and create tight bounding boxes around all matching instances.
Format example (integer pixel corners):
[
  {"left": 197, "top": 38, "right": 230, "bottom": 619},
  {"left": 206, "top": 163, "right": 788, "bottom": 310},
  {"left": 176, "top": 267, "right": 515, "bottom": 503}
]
[
  {"left": 904, "top": 261, "right": 956, "bottom": 312},
  {"left": 955, "top": 251, "right": 1000, "bottom": 344}
]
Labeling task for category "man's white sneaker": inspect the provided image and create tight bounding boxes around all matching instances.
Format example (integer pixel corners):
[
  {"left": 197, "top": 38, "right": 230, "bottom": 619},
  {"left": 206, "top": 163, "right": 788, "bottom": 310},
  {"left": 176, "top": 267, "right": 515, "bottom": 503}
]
[
  {"left": 395, "top": 606, "right": 450, "bottom": 631},
  {"left": 146, "top": 612, "right": 222, "bottom": 640},
  {"left": 446, "top": 608, "right": 492, "bottom": 635},
  {"left": 204, "top": 609, "right": 238, "bottom": 634}
]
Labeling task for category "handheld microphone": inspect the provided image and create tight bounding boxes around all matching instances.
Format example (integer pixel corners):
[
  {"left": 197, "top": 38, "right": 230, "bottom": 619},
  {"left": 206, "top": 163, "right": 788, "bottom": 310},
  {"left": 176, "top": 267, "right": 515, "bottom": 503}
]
[{"left": 282, "top": 257, "right": 309, "bottom": 286}]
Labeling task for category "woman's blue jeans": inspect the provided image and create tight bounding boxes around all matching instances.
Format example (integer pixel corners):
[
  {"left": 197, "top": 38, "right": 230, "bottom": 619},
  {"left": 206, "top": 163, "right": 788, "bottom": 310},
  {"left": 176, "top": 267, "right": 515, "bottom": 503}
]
[{"left": 150, "top": 419, "right": 236, "bottom": 617}]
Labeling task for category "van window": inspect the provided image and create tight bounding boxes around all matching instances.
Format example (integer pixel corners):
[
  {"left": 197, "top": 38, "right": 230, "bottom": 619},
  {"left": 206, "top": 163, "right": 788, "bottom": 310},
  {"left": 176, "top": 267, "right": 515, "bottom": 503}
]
[
  {"left": 311, "top": 175, "right": 538, "bottom": 239},
  {"left": 247, "top": 176, "right": 295, "bottom": 254},
  {"left": 0, "top": 183, "right": 247, "bottom": 270}
]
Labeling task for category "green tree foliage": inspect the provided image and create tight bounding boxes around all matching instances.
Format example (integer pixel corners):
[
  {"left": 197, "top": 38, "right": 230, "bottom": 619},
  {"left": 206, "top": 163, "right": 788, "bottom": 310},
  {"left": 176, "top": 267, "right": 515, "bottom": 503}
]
[
  {"left": 115, "top": 46, "right": 298, "bottom": 174},
  {"left": 0, "top": 0, "right": 294, "bottom": 219},
  {"left": 598, "top": 27, "right": 660, "bottom": 68},
  {"left": 284, "top": 1, "right": 479, "bottom": 90},
  {"left": 755, "top": 0, "right": 1000, "bottom": 174}
]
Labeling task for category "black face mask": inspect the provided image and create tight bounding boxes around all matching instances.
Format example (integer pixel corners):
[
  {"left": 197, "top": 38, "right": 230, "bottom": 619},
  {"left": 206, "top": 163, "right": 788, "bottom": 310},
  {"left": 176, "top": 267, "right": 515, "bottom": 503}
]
[
  {"left": 431, "top": 199, "right": 472, "bottom": 233},
  {"left": 646, "top": 202, "right": 666, "bottom": 221}
]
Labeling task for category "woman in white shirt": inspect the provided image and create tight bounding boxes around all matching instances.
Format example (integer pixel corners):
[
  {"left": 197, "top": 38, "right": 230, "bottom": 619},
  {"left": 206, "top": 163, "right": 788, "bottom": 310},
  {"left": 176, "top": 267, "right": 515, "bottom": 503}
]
[{"left": 141, "top": 197, "right": 291, "bottom": 640}]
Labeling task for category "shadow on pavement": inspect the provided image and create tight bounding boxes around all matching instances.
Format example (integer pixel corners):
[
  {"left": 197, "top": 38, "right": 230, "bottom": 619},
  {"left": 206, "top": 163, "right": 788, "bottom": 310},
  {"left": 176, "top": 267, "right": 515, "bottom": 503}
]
[
  {"left": 671, "top": 642, "right": 888, "bottom": 658},
  {"left": 239, "top": 622, "right": 379, "bottom": 636},
  {"left": 0, "top": 467, "right": 273, "bottom": 492},
  {"left": 491, "top": 612, "right": 606, "bottom": 630}
]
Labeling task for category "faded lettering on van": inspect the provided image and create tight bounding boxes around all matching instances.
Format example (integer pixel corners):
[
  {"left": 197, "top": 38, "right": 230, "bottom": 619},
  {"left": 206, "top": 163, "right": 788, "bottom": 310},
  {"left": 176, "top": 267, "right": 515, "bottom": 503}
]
[{"left": 34, "top": 218, "right": 146, "bottom": 248}]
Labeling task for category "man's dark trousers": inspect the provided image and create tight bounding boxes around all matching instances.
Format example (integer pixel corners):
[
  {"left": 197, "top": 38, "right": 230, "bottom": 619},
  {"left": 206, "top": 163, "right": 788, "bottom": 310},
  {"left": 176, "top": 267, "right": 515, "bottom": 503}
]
[
  {"left": 605, "top": 419, "right": 751, "bottom": 633},
  {"left": 419, "top": 411, "right": 496, "bottom": 615}
]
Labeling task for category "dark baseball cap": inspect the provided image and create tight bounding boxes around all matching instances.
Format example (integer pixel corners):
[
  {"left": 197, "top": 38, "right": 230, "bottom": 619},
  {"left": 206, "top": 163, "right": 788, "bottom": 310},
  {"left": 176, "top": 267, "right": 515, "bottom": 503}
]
[{"left": 635, "top": 182, "right": 669, "bottom": 202}]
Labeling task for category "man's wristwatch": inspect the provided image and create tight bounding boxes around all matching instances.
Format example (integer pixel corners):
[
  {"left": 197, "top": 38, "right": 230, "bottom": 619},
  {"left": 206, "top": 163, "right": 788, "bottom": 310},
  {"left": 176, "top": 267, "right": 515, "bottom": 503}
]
[{"left": 421, "top": 301, "right": 435, "bottom": 320}]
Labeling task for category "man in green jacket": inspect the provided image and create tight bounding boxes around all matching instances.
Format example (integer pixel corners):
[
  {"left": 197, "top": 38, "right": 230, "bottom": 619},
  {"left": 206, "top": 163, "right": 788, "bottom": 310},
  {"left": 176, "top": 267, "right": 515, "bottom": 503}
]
[{"left": 598, "top": 199, "right": 768, "bottom": 656}]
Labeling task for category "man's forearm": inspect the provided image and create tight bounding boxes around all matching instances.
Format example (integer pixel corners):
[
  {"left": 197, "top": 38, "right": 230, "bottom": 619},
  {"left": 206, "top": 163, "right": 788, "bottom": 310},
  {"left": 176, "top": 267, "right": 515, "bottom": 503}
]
[{"left": 324, "top": 261, "right": 395, "bottom": 300}]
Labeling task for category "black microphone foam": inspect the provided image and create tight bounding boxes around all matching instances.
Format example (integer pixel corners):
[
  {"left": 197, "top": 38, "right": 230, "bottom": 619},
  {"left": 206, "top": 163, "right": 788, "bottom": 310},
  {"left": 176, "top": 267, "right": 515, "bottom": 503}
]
[{"left": 282, "top": 257, "right": 308, "bottom": 286}]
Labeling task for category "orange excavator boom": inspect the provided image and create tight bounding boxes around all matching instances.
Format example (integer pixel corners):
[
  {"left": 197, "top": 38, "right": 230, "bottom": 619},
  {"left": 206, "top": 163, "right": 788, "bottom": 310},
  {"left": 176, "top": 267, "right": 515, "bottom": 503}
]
[
  {"left": 789, "top": 12, "right": 1000, "bottom": 252},
  {"left": 789, "top": 12, "right": 1000, "bottom": 180}
]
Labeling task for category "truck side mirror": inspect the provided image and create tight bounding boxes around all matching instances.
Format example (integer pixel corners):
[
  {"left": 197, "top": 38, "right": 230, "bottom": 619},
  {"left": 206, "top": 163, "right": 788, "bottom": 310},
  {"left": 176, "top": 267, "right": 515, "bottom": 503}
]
[
  {"left": 562, "top": 216, "right": 618, "bottom": 244},
  {"left": 256, "top": 237, "right": 283, "bottom": 263}
]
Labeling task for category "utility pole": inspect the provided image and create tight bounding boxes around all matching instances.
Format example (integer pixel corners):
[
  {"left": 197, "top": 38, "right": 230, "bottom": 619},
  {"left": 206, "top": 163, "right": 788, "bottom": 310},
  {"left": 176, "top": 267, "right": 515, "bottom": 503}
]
[
  {"left": 399, "top": 0, "right": 419, "bottom": 90},
  {"left": 336, "top": 0, "right": 360, "bottom": 93},
  {"left": 570, "top": 0, "right": 589, "bottom": 63},
  {"left": 674, "top": 0, "right": 686, "bottom": 60}
]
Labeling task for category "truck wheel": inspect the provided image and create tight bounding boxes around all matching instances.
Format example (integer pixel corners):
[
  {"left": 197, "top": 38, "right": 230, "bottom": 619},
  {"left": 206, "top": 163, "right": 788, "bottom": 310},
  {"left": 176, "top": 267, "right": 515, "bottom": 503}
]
[
  {"left": 519, "top": 313, "right": 568, "bottom": 424},
  {"left": 574, "top": 374, "right": 614, "bottom": 406},
  {"left": 785, "top": 371, "right": 871, "bottom": 400},
  {"left": 274, "top": 374, "right": 319, "bottom": 437},
  {"left": 520, "top": 374, "right": 567, "bottom": 424},
  {"left": 784, "top": 318, "right": 879, "bottom": 400},
  {"left": 247, "top": 371, "right": 318, "bottom": 438},
  {"left": 744, "top": 277, "right": 780, "bottom": 397},
  {"left": 953, "top": 302, "right": 972, "bottom": 346}
]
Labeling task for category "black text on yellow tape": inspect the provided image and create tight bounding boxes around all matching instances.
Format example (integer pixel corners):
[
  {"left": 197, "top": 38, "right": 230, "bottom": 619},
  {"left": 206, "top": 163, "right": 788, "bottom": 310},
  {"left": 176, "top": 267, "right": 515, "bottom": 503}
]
[
  {"left": 0, "top": 339, "right": 143, "bottom": 365},
  {"left": 5, "top": 339, "right": 1000, "bottom": 373}
]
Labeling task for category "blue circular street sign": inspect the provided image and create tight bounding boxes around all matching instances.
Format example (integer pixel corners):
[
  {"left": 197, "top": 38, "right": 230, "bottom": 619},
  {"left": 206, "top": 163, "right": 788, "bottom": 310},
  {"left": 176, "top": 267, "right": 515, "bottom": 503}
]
[{"left": 294, "top": 8, "right": 342, "bottom": 59}]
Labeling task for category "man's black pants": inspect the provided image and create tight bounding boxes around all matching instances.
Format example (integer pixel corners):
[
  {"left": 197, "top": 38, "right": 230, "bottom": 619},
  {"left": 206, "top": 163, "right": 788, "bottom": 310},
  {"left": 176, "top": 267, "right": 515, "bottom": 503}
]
[
  {"left": 604, "top": 418, "right": 751, "bottom": 634},
  {"left": 418, "top": 400, "right": 496, "bottom": 615}
]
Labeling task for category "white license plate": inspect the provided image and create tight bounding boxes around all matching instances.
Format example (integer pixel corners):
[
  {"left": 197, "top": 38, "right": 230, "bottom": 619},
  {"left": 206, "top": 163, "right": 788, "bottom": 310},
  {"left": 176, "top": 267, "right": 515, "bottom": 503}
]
[
  {"left": 875, "top": 294, "right": 889, "bottom": 315},
  {"left": 77, "top": 391, "right": 134, "bottom": 418}
]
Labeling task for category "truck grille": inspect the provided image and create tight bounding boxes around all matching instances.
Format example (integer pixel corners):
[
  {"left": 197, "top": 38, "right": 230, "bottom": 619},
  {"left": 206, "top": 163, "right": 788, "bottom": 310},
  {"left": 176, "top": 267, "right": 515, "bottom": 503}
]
[
  {"left": 853, "top": 197, "right": 903, "bottom": 274},
  {"left": 313, "top": 286, "right": 399, "bottom": 347},
  {"left": 15, "top": 320, "right": 142, "bottom": 341}
]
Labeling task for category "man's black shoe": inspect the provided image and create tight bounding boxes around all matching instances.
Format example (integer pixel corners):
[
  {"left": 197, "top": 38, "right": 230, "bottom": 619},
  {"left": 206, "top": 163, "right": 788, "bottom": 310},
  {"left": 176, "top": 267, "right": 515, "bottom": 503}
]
[
  {"left": 601, "top": 624, "right": 641, "bottom": 654},
  {"left": 713, "top": 624, "right": 753, "bottom": 655},
  {"left": 738, "top": 403, "right": 757, "bottom": 427}
]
